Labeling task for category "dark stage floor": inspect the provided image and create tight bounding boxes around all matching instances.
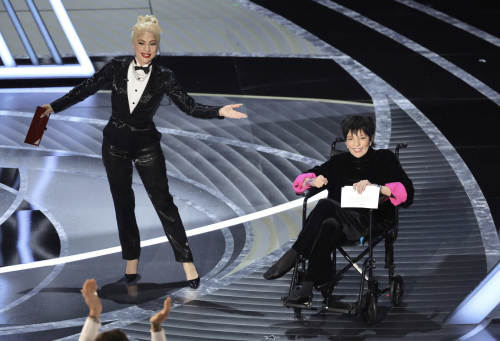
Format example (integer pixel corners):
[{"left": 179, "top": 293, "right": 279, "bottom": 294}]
[{"left": 1, "top": 0, "right": 500, "bottom": 340}]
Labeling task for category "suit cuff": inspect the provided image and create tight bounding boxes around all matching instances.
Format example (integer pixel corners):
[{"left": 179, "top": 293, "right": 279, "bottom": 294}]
[
  {"left": 50, "top": 95, "right": 76, "bottom": 114},
  {"left": 385, "top": 182, "right": 407, "bottom": 206},
  {"left": 216, "top": 107, "right": 225, "bottom": 119}
]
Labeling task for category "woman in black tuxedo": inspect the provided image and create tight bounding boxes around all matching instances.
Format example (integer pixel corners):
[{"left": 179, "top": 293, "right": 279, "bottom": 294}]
[{"left": 41, "top": 15, "right": 246, "bottom": 289}]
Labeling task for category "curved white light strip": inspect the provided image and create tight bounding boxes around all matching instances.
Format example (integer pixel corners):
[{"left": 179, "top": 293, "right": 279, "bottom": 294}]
[
  {"left": 0, "top": 0, "right": 94, "bottom": 79},
  {"left": 396, "top": 0, "right": 500, "bottom": 49},
  {"left": 452, "top": 318, "right": 493, "bottom": 340},
  {"left": 445, "top": 259, "right": 500, "bottom": 324},
  {"left": 0, "top": 191, "right": 327, "bottom": 274}
]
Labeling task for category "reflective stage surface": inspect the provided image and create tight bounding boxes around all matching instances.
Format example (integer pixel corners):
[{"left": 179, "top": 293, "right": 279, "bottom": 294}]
[
  {"left": 0, "top": 90, "right": 494, "bottom": 340},
  {"left": 1, "top": 0, "right": 500, "bottom": 339}
]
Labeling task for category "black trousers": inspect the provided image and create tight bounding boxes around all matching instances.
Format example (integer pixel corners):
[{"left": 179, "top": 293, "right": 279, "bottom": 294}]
[
  {"left": 292, "top": 199, "right": 391, "bottom": 285},
  {"left": 101, "top": 117, "right": 193, "bottom": 262}
]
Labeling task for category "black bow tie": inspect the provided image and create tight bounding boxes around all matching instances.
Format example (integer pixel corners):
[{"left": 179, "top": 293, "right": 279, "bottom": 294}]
[{"left": 134, "top": 64, "right": 151, "bottom": 74}]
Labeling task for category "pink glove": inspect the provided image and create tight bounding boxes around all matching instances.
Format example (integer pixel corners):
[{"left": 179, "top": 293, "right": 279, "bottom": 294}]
[
  {"left": 293, "top": 173, "right": 316, "bottom": 194},
  {"left": 385, "top": 182, "right": 407, "bottom": 206}
]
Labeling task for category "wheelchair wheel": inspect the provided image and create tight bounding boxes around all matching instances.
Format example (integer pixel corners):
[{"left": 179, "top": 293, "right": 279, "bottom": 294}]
[
  {"left": 361, "top": 293, "right": 377, "bottom": 325},
  {"left": 294, "top": 307, "right": 302, "bottom": 317},
  {"left": 390, "top": 275, "right": 404, "bottom": 307}
]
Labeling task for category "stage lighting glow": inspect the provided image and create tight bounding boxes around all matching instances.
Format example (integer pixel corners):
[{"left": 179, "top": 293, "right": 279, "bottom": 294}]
[
  {"left": 0, "top": 65, "right": 95, "bottom": 79},
  {"left": 0, "top": 0, "right": 94, "bottom": 79},
  {"left": 0, "top": 31, "right": 16, "bottom": 68},
  {"left": 26, "top": 0, "right": 63, "bottom": 65},
  {"left": 444, "top": 259, "right": 500, "bottom": 324},
  {"left": 48, "top": 0, "right": 91, "bottom": 68},
  {"left": 16, "top": 211, "right": 35, "bottom": 264}
]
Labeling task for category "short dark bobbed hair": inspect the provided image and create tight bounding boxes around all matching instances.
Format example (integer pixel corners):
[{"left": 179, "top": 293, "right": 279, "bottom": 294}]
[
  {"left": 95, "top": 329, "right": 129, "bottom": 341},
  {"left": 341, "top": 115, "right": 376, "bottom": 148}
]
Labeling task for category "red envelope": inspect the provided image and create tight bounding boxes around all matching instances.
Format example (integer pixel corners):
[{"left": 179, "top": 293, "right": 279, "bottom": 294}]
[{"left": 24, "top": 106, "right": 49, "bottom": 146}]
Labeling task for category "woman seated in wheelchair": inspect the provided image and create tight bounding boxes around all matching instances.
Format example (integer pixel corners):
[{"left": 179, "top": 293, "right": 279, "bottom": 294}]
[{"left": 264, "top": 115, "right": 414, "bottom": 305}]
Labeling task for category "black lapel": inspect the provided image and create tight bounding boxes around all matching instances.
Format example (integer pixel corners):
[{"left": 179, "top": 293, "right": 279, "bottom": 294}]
[
  {"left": 131, "top": 61, "right": 165, "bottom": 115},
  {"left": 114, "top": 57, "right": 133, "bottom": 112}
]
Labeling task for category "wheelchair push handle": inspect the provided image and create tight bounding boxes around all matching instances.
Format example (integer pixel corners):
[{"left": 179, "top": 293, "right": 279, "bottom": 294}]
[
  {"left": 395, "top": 143, "right": 408, "bottom": 159},
  {"left": 332, "top": 137, "right": 346, "bottom": 151}
]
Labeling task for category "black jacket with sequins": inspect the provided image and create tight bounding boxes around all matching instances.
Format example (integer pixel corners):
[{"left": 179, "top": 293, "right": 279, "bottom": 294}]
[{"left": 51, "top": 57, "right": 223, "bottom": 125}]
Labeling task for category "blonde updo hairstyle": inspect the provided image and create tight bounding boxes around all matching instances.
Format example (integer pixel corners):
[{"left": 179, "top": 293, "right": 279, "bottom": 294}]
[{"left": 131, "top": 15, "right": 162, "bottom": 42}]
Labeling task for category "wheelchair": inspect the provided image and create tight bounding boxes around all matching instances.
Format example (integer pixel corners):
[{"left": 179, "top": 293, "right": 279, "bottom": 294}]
[{"left": 282, "top": 138, "right": 408, "bottom": 325}]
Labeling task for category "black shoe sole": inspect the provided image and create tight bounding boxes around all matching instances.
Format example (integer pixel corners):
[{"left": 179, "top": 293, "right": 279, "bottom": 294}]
[{"left": 281, "top": 295, "right": 313, "bottom": 306}]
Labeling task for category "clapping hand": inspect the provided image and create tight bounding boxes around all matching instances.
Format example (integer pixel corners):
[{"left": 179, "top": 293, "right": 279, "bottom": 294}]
[
  {"left": 150, "top": 297, "right": 172, "bottom": 332},
  {"left": 218, "top": 104, "right": 247, "bottom": 119},
  {"left": 311, "top": 175, "right": 328, "bottom": 188},
  {"left": 80, "top": 279, "right": 102, "bottom": 318}
]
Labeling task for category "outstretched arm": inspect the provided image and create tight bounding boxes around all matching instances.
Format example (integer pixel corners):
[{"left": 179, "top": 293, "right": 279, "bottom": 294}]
[
  {"left": 166, "top": 72, "right": 246, "bottom": 120},
  {"left": 41, "top": 59, "right": 115, "bottom": 117}
]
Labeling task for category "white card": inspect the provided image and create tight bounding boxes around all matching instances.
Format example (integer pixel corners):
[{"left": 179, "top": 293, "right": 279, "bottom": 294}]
[{"left": 341, "top": 186, "right": 379, "bottom": 209}]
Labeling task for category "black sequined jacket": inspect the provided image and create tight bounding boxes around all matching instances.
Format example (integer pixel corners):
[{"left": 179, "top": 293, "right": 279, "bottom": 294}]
[{"left": 50, "top": 57, "right": 223, "bottom": 125}]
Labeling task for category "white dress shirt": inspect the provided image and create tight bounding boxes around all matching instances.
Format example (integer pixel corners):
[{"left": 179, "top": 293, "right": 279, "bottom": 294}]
[
  {"left": 78, "top": 317, "right": 167, "bottom": 341},
  {"left": 127, "top": 60, "right": 152, "bottom": 114}
]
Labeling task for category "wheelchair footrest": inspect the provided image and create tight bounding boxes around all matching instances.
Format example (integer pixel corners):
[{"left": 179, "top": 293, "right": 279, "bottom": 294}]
[
  {"left": 281, "top": 297, "right": 317, "bottom": 311},
  {"left": 324, "top": 300, "right": 359, "bottom": 314}
]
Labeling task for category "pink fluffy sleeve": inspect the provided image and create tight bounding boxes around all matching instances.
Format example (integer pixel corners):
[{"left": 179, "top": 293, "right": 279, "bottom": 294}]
[
  {"left": 385, "top": 182, "right": 407, "bottom": 206},
  {"left": 293, "top": 173, "right": 317, "bottom": 194}
]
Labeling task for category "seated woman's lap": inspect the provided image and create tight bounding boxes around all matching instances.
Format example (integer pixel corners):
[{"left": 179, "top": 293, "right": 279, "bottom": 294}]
[
  {"left": 293, "top": 199, "right": 368, "bottom": 256},
  {"left": 292, "top": 198, "right": 371, "bottom": 285}
]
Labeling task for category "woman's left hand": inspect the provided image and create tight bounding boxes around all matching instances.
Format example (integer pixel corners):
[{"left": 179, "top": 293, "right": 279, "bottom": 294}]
[
  {"left": 219, "top": 104, "right": 247, "bottom": 119},
  {"left": 40, "top": 104, "right": 54, "bottom": 118},
  {"left": 150, "top": 297, "right": 172, "bottom": 331},
  {"left": 353, "top": 180, "right": 371, "bottom": 194}
]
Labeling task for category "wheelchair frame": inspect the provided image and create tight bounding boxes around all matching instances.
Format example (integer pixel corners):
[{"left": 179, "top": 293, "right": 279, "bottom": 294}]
[{"left": 282, "top": 138, "right": 408, "bottom": 324}]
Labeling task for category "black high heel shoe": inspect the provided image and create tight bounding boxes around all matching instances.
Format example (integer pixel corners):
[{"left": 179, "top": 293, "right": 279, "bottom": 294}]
[
  {"left": 186, "top": 263, "right": 200, "bottom": 289},
  {"left": 282, "top": 281, "right": 314, "bottom": 306},
  {"left": 263, "top": 261, "right": 295, "bottom": 280},
  {"left": 124, "top": 259, "right": 139, "bottom": 284},
  {"left": 188, "top": 276, "right": 200, "bottom": 289},
  {"left": 282, "top": 293, "right": 313, "bottom": 305},
  {"left": 263, "top": 249, "right": 298, "bottom": 280}
]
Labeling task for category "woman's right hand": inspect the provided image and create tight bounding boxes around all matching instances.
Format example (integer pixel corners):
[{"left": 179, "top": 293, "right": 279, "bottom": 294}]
[
  {"left": 311, "top": 175, "right": 328, "bottom": 188},
  {"left": 40, "top": 104, "right": 53, "bottom": 118},
  {"left": 80, "top": 279, "right": 102, "bottom": 318}
]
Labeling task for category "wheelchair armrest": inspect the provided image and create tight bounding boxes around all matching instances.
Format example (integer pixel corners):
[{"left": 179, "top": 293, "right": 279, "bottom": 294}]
[
  {"left": 379, "top": 195, "right": 390, "bottom": 204},
  {"left": 301, "top": 186, "right": 326, "bottom": 199}
]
